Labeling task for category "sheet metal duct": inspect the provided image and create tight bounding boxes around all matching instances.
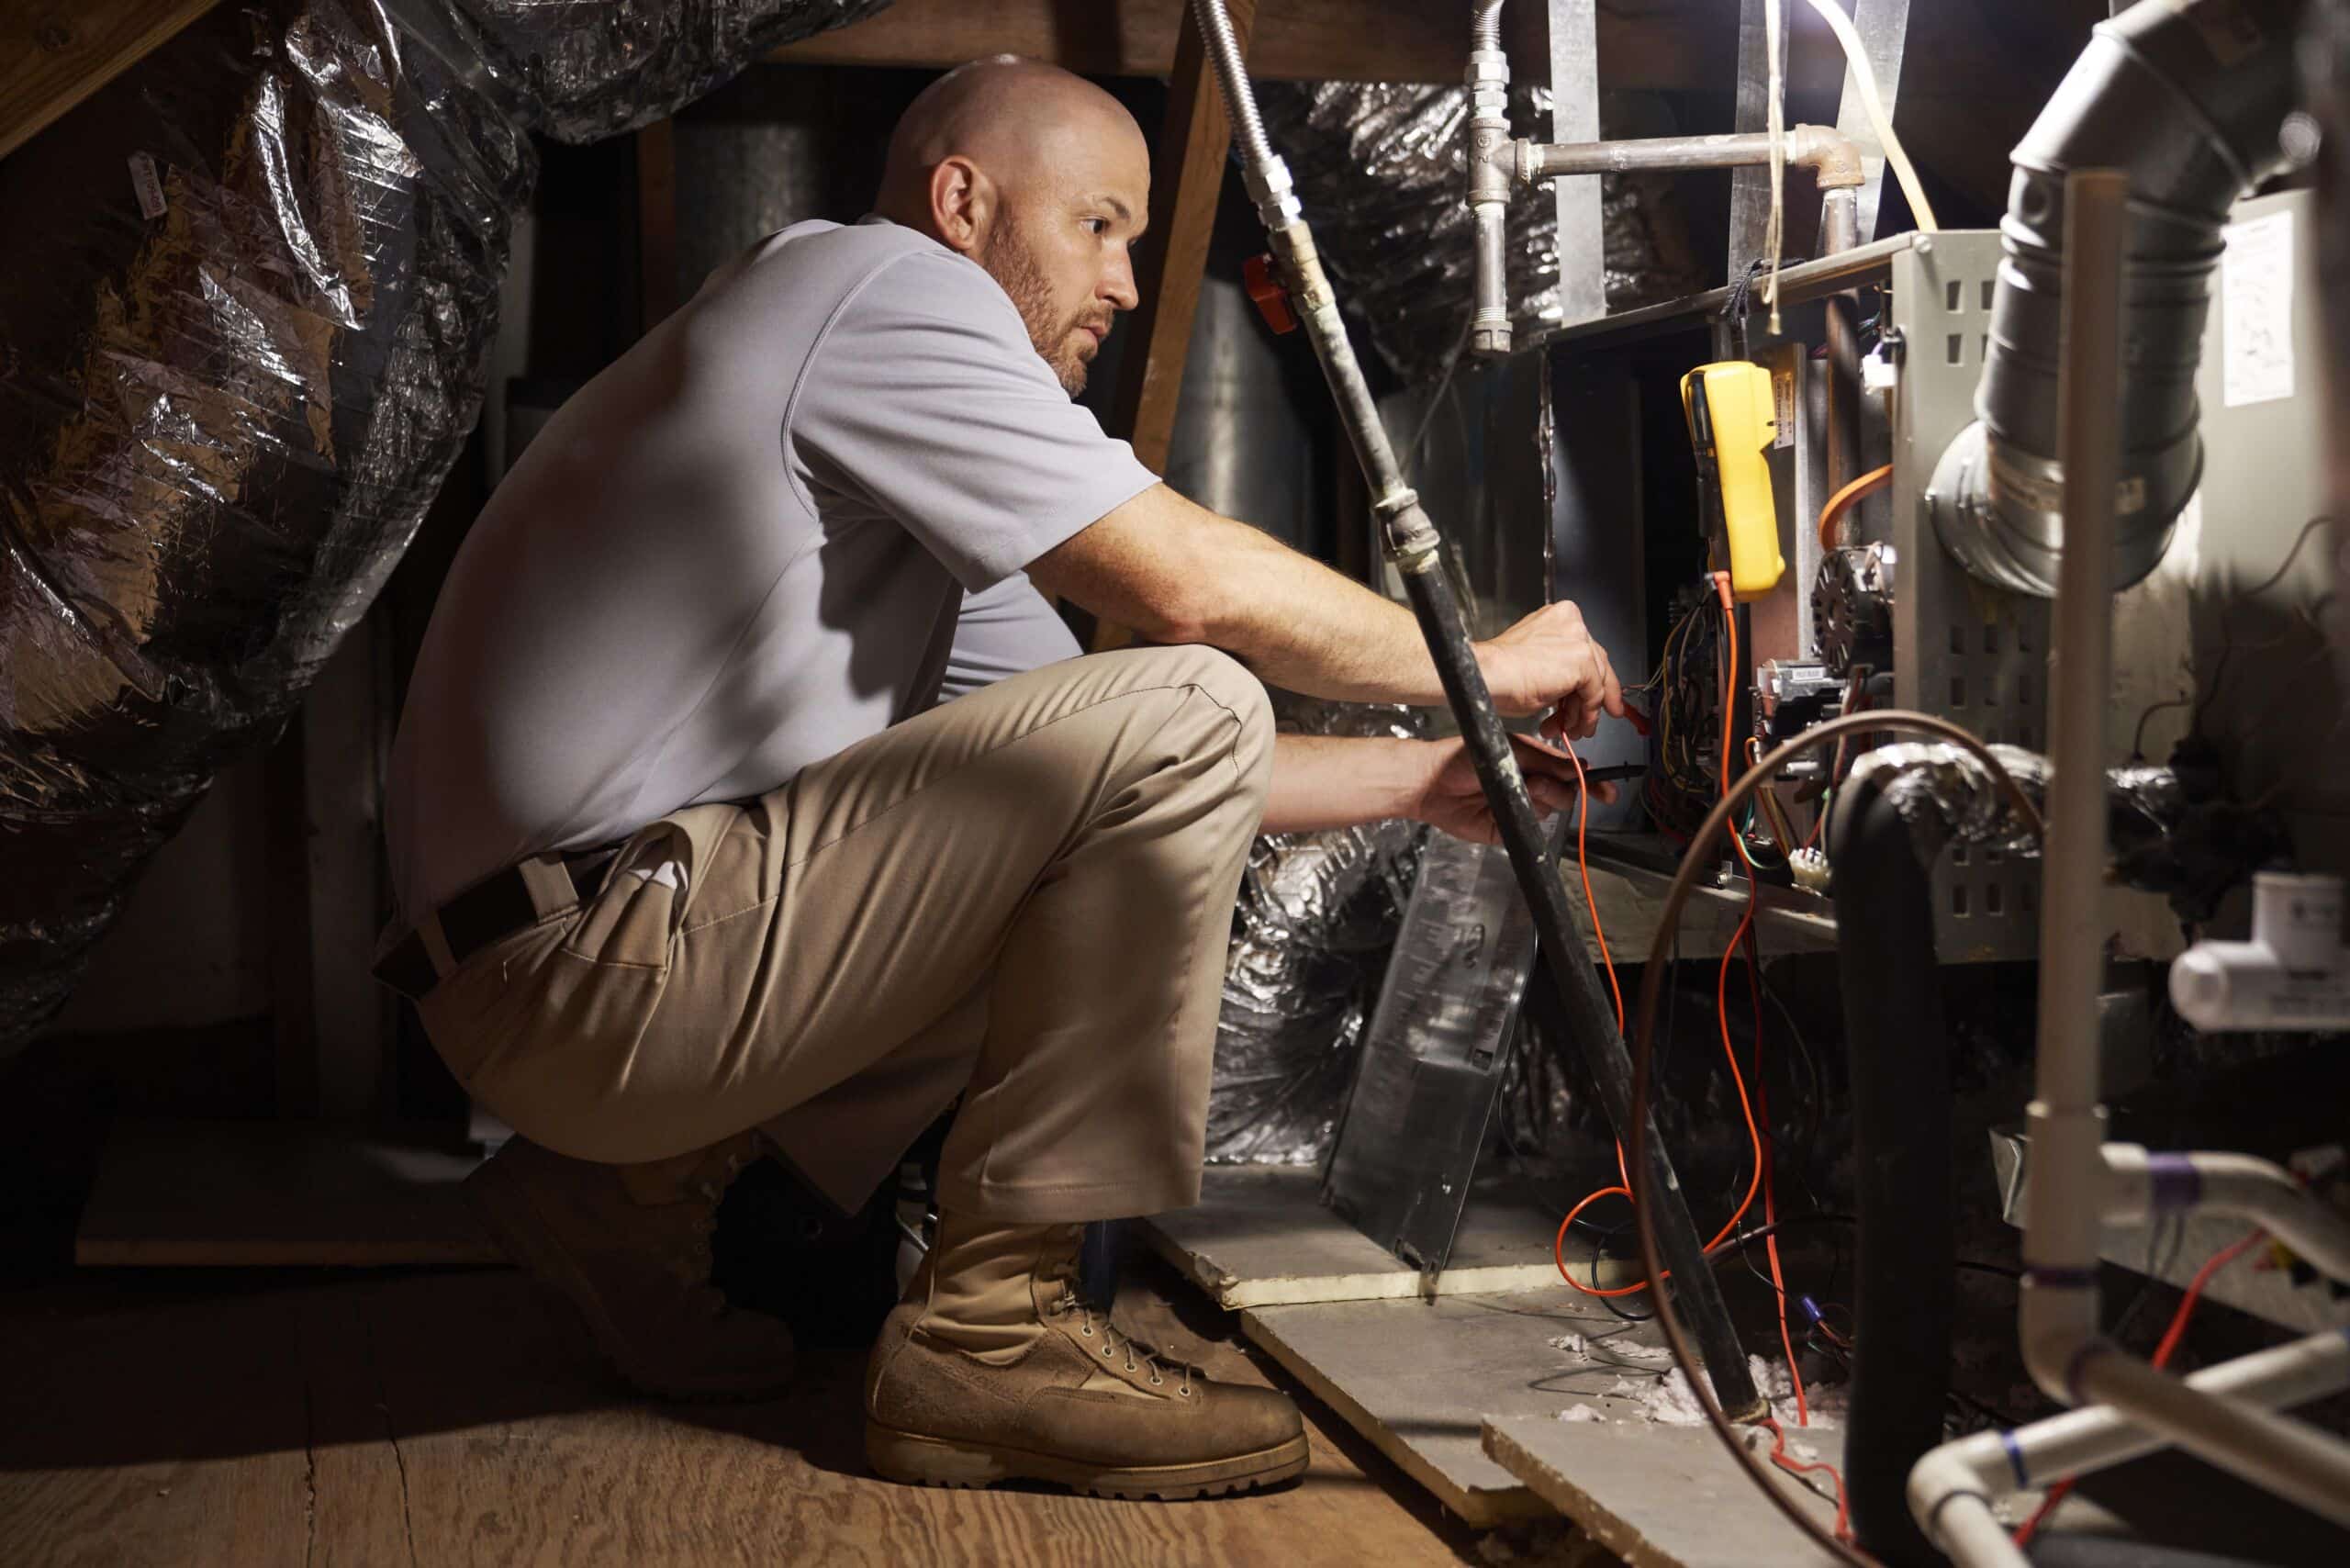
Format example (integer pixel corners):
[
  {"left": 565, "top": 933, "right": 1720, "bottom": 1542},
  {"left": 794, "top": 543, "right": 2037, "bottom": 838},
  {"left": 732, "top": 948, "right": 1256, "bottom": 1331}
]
[
  {"left": 1930, "top": 0, "right": 2299, "bottom": 597},
  {"left": 1255, "top": 81, "right": 1705, "bottom": 385},
  {"left": 1207, "top": 699, "right": 1425, "bottom": 1166},
  {"left": 0, "top": 0, "right": 890, "bottom": 1052}
]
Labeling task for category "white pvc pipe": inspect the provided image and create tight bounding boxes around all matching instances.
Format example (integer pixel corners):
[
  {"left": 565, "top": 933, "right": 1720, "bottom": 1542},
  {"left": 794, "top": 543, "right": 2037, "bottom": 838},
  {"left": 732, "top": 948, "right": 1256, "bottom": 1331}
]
[
  {"left": 2020, "top": 168, "right": 2129, "bottom": 1406},
  {"left": 1910, "top": 1328, "right": 2350, "bottom": 1564},
  {"left": 2100, "top": 1144, "right": 2350, "bottom": 1284},
  {"left": 2074, "top": 1349, "right": 2350, "bottom": 1529}
]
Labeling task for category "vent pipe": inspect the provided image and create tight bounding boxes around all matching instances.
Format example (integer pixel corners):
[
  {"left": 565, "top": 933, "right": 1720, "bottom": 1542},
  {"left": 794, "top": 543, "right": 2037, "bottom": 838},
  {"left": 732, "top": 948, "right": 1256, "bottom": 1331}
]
[{"left": 1930, "top": 0, "right": 2300, "bottom": 596}]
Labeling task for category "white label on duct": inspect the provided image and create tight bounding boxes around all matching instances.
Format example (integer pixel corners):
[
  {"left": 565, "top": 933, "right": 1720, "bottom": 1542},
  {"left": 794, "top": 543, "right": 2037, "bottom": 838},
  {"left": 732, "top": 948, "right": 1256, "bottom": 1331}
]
[
  {"left": 129, "top": 153, "right": 166, "bottom": 220},
  {"left": 2221, "top": 208, "right": 2295, "bottom": 408},
  {"left": 1771, "top": 364, "right": 1795, "bottom": 450}
]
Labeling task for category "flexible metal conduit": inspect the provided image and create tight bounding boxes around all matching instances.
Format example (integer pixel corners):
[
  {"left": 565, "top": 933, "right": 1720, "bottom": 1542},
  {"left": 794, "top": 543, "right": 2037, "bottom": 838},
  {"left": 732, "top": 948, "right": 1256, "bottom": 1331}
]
[
  {"left": 1931, "top": 0, "right": 2300, "bottom": 596},
  {"left": 1190, "top": 0, "right": 1763, "bottom": 1418}
]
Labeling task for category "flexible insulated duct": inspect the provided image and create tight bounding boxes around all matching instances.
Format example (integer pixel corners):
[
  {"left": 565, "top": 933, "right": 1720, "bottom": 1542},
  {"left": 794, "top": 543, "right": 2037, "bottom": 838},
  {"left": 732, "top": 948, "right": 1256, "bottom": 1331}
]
[
  {"left": 0, "top": 0, "right": 890, "bottom": 1053},
  {"left": 1930, "top": 0, "right": 2300, "bottom": 597}
]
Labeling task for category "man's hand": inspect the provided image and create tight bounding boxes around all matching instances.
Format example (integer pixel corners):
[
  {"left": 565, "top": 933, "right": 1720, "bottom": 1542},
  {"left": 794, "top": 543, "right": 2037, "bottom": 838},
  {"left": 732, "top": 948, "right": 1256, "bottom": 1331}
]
[
  {"left": 1474, "top": 600, "right": 1626, "bottom": 739},
  {"left": 1410, "top": 734, "right": 1617, "bottom": 846}
]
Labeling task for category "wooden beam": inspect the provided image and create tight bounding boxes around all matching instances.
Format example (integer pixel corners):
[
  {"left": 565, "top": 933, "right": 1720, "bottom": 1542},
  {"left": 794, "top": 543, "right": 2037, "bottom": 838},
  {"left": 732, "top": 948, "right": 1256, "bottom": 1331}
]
[
  {"left": 1091, "top": 0, "right": 1257, "bottom": 654},
  {"left": 772, "top": 0, "right": 1733, "bottom": 90},
  {"left": 0, "top": 0, "right": 222, "bottom": 162},
  {"left": 1113, "top": 3, "right": 1252, "bottom": 476},
  {"left": 635, "top": 118, "right": 681, "bottom": 332}
]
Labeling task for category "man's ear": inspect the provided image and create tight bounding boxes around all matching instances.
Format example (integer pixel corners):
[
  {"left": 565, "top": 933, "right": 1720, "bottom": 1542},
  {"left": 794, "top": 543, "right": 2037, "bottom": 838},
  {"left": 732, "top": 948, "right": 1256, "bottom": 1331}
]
[{"left": 929, "top": 156, "right": 994, "bottom": 255}]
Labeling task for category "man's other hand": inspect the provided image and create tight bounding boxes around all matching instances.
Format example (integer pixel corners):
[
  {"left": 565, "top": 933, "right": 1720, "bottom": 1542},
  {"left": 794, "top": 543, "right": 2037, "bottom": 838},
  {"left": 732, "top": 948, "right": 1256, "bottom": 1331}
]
[
  {"left": 1410, "top": 734, "right": 1617, "bottom": 846},
  {"left": 1473, "top": 601, "right": 1626, "bottom": 738}
]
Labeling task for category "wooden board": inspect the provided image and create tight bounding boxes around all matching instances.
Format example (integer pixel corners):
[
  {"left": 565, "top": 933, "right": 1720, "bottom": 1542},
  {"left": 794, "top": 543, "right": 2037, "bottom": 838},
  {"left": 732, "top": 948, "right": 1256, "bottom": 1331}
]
[
  {"left": 1237, "top": 1285, "right": 1707, "bottom": 1529},
  {"left": 1483, "top": 1414, "right": 1846, "bottom": 1568},
  {"left": 1089, "top": 0, "right": 1255, "bottom": 655},
  {"left": 74, "top": 1118, "right": 500, "bottom": 1268},
  {"left": 0, "top": 1263, "right": 1472, "bottom": 1567},
  {"left": 763, "top": 0, "right": 1807, "bottom": 93},
  {"left": 1143, "top": 1165, "right": 1639, "bottom": 1310},
  {"left": 0, "top": 0, "right": 222, "bottom": 161}
]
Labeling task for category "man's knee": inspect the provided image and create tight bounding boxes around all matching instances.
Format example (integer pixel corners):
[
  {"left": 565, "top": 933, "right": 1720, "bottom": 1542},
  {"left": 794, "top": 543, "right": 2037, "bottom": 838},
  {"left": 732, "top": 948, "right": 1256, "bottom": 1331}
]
[{"left": 1127, "top": 644, "right": 1272, "bottom": 794}]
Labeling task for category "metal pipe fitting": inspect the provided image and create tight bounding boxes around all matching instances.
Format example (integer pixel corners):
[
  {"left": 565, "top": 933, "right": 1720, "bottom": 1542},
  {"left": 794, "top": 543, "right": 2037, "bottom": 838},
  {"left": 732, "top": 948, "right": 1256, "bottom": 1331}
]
[
  {"left": 1468, "top": 3, "right": 1514, "bottom": 355},
  {"left": 1516, "top": 124, "right": 1864, "bottom": 188},
  {"left": 1931, "top": 0, "right": 2300, "bottom": 596}
]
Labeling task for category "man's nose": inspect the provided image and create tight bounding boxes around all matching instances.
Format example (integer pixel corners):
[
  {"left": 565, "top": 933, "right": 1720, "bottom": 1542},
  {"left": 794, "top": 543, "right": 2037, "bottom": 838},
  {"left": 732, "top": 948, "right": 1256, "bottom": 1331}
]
[{"left": 1102, "top": 247, "right": 1140, "bottom": 312}]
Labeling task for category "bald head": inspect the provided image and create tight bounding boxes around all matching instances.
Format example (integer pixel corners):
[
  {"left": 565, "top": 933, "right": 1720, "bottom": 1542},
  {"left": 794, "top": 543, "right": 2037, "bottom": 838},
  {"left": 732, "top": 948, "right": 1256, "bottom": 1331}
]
[
  {"left": 876, "top": 58, "right": 1151, "bottom": 396},
  {"left": 878, "top": 58, "right": 1146, "bottom": 222}
]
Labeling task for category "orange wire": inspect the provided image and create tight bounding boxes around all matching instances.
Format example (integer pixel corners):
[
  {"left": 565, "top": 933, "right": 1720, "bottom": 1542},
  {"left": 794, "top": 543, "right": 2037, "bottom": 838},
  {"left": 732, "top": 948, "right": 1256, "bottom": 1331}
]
[
  {"left": 1554, "top": 582, "right": 1768, "bottom": 1298},
  {"left": 1816, "top": 463, "right": 1892, "bottom": 554},
  {"left": 2013, "top": 1226, "right": 2270, "bottom": 1545}
]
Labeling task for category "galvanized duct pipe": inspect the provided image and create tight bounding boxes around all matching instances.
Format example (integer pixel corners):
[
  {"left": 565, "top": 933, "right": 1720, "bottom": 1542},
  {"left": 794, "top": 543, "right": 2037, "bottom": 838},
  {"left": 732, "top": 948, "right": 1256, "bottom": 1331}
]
[
  {"left": 0, "top": 0, "right": 890, "bottom": 1052},
  {"left": 1930, "top": 0, "right": 2300, "bottom": 597}
]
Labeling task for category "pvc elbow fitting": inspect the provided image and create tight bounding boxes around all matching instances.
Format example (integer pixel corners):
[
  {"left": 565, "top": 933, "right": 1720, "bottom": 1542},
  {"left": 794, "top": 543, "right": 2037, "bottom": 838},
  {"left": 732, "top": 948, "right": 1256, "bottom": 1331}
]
[{"left": 2170, "top": 872, "right": 2350, "bottom": 1032}]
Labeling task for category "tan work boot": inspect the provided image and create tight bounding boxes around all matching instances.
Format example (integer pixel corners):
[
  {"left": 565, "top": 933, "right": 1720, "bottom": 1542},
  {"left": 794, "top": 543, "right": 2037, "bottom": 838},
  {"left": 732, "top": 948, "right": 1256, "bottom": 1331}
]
[
  {"left": 466, "top": 1132, "right": 796, "bottom": 1400},
  {"left": 864, "top": 1216, "right": 1309, "bottom": 1498}
]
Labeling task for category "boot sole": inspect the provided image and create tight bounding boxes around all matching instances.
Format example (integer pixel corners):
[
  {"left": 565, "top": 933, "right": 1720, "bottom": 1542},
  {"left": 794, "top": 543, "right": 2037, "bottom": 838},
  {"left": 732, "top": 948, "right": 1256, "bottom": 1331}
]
[
  {"left": 865, "top": 1421, "right": 1311, "bottom": 1500},
  {"left": 466, "top": 1153, "right": 792, "bottom": 1404}
]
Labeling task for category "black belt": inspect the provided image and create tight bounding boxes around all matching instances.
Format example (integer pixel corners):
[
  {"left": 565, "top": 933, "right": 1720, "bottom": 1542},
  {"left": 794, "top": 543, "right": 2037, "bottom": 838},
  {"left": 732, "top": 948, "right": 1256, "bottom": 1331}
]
[{"left": 372, "top": 846, "right": 621, "bottom": 1001}]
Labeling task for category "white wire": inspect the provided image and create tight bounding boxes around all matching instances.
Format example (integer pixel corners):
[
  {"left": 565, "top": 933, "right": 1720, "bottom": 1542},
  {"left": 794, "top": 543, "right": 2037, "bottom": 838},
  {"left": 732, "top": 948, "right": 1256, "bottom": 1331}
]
[
  {"left": 1763, "top": 0, "right": 1785, "bottom": 335},
  {"left": 1798, "top": 0, "right": 1940, "bottom": 233}
]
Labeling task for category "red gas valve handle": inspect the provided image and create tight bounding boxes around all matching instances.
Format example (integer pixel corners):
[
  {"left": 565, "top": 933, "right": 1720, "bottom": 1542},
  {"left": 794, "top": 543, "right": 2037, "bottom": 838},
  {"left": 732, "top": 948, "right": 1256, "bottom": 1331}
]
[{"left": 1244, "top": 254, "right": 1298, "bottom": 335}]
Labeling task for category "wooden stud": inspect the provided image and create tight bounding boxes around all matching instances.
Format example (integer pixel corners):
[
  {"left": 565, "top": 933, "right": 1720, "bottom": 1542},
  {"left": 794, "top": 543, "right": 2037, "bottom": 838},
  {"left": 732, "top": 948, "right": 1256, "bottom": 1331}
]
[
  {"left": 1090, "top": 0, "right": 1258, "bottom": 654},
  {"left": 0, "top": 0, "right": 222, "bottom": 162},
  {"left": 770, "top": 0, "right": 1724, "bottom": 90},
  {"left": 635, "top": 118, "right": 681, "bottom": 334}
]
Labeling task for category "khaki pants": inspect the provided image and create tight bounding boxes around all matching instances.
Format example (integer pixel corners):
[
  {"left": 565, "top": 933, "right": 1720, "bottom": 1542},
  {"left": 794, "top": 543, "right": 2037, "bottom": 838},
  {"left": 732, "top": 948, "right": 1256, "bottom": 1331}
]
[{"left": 412, "top": 646, "right": 1274, "bottom": 1223}]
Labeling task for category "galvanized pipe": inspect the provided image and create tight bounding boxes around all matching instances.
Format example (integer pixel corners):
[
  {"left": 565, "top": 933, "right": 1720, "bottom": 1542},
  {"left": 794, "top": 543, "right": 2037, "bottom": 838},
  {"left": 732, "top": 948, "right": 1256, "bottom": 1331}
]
[
  {"left": 1192, "top": 0, "right": 1763, "bottom": 1417},
  {"left": 1931, "top": 0, "right": 2300, "bottom": 596},
  {"left": 1820, "top": 187, "right": 1864, "bottom": 516},
  {"left": 1516, "top": 124, "right": 1864, "bottom": 187}
]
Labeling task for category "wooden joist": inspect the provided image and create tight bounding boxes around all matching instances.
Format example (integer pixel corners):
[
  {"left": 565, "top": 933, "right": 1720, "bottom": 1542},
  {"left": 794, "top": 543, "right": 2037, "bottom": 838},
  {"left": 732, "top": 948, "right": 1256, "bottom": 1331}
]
[
  {"left": 0, "top": 0, "right": 222, "bottom": 162},
  {"left": 773, "top": 0, "right": 1740, "bottom": 90},
  {"left": 1086, "top": 0, "right": 1257, "bottom": 652}
]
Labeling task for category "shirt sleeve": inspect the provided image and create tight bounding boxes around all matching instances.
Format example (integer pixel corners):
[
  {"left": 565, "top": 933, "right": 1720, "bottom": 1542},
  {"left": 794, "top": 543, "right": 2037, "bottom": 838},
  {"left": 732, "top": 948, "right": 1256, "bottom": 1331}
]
[
  {"left": 934, "top": 572, "right": 1083, "bottom": 705},
  {"left": 790, "top": 248, "right": 1161, "bottom": 593}
]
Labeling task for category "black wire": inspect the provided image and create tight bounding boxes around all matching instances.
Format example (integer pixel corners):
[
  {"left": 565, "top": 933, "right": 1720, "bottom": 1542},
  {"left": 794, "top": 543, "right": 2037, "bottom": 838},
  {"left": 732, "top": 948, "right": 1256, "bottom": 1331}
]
[
  {"left": 2130, "top": 693, "right": 2191, "bottom": 761},
  {"left": 2191, "top": 515, "right": 2332, "bottom": 736}
]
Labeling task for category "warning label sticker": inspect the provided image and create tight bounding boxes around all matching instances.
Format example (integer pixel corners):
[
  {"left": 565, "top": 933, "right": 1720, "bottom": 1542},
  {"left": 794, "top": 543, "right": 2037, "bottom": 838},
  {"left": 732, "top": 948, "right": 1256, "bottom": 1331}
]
[{"left": 2221, "top": 208, "right": 2294, "bottom": 409}]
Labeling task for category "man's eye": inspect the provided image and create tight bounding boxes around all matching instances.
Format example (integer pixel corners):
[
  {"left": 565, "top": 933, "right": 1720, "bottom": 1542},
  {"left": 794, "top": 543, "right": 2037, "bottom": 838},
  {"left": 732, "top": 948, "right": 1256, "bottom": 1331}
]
[{"left": 1084, "top": 218, "right": 1108, "bottom": 234}]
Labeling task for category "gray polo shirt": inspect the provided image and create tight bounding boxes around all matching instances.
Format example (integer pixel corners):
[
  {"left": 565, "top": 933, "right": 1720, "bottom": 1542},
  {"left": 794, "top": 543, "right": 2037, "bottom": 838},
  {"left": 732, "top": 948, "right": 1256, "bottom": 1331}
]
[{"left": 386, "top": 218, "right": 1155, "bottom": 917}]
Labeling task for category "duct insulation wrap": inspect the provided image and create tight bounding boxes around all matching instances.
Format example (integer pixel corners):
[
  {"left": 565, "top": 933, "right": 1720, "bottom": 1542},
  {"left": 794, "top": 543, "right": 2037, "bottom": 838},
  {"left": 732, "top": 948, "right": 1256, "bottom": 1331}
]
[
  {"left": 1206, "top": 698, "right": 1426, "bottom": 1165},
  {"left": 0, "top": 0, "right": 890, "bottom": 1053},
  {"left": 1255, "top": 82, "right": 1707, "bottom": 385}
]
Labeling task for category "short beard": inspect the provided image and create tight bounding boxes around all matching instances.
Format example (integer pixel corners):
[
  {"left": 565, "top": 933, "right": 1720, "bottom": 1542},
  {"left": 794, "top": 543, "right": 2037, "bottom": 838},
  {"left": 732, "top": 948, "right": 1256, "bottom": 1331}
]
[{"left": 978, "top": 223, "right": 1091, "bottom": 397}]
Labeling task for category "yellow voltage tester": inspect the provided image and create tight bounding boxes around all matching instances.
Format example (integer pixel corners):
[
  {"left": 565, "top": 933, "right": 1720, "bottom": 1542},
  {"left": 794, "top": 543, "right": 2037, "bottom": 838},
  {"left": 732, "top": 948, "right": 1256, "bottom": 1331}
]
[{"left": 1679, "top": 362, "right": 1785, "bottom": 602}]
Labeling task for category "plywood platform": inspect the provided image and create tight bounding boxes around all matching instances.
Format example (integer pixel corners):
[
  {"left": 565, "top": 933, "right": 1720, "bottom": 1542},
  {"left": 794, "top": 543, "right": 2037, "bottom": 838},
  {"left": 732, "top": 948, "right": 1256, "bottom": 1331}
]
[
  {"left": 1236, "top": 1285, "right": 1724, "bottom": 1529},
  {"left": 1143, "top": 1165, "right": 1638, "bottom": 1310},
  {"left": 1483, "top": 1415, "right": 1845, "bottom": 1568}
]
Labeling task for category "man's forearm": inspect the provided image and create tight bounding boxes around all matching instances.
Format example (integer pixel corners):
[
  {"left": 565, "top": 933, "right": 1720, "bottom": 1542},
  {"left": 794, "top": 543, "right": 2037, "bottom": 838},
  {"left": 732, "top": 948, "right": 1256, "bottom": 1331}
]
[
  {"left": 1186, "top": 514, "right": 1450, "bottom": 706},
  {"left": 1259, "top": 734, "right": 1429, "bottom": 835},
  {"left": 1027, "top": 484, "right": 1620, "bottom": 727}
]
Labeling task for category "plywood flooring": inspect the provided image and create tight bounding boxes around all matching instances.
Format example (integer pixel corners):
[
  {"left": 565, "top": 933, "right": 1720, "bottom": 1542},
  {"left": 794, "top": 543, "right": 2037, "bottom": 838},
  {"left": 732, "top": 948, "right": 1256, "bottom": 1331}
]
[{"left": 0, "top": 1264, "right": 1487, "bottom": 1568}]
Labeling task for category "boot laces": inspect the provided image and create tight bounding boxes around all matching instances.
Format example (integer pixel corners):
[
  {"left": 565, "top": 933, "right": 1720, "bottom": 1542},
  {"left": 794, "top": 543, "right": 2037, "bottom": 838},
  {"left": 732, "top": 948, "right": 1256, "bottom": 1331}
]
[{"left": 1042, "top": 1270, "right": 1192, "bottom": 1394}]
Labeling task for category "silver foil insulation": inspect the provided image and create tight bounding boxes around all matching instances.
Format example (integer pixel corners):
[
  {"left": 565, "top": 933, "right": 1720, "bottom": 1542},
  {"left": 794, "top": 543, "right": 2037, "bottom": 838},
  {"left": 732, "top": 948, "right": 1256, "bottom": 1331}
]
[
  {"left": 0, "top": 0, "right": 889, "bottom": 1049},
  {"left": 1207, "top": 699, "right": 1427, "bottom": 1166},
  {"left": 1255, "top": 80, "right": 1706, "bottom": 385}
]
